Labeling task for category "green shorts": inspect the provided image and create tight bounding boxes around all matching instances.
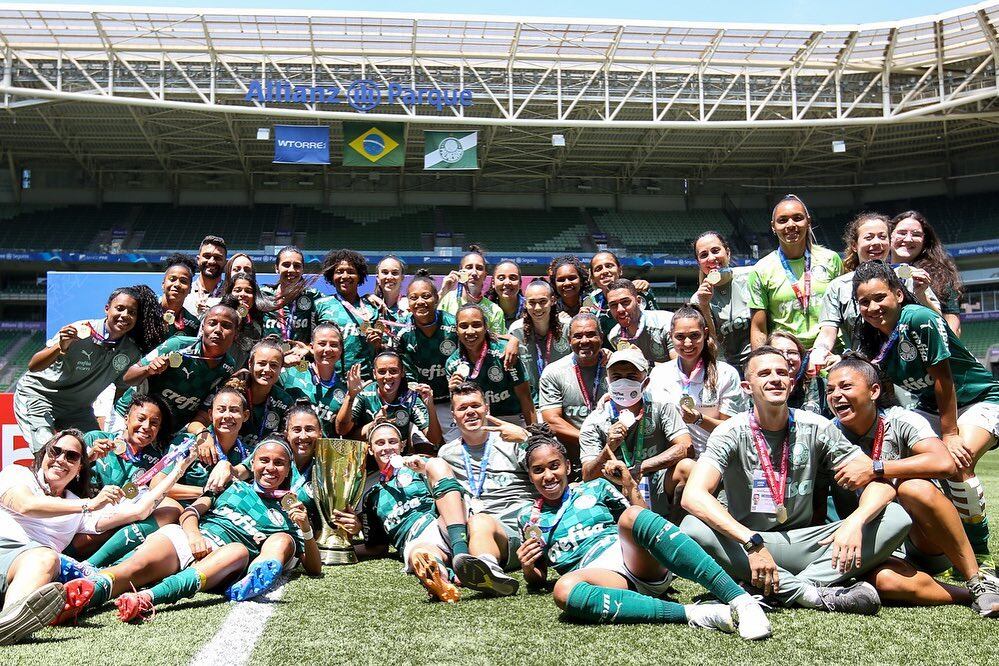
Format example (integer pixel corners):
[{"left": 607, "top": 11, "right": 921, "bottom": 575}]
[{"left": 0, "top": 537, "right": 48, "bottom": 597}]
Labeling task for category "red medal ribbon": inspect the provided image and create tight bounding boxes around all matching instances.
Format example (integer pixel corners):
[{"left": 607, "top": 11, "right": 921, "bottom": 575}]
[
  {"left": 466, "top": 342, "right": 490, "bottom": 380},
  {"left": 870, "top": 416, "right": 885, "bottom": 461},
  {"left": 748, "top": 410, "right": 791, "bottom": 512}
]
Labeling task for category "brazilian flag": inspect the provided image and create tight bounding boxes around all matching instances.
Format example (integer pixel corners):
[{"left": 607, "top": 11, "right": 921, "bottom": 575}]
[{"left": 342, "top": 122, "right": 405, "bottom": 167}]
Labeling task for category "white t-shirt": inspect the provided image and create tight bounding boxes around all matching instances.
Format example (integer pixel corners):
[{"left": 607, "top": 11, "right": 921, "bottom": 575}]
[
  {"left": 0, "top": 466, "right": 109, "bottom": 552},
  {"left": 647, "top": 359, "right": 744, "bottom": 456}
]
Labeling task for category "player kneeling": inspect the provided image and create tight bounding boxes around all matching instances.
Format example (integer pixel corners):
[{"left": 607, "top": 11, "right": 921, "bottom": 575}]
[
  {"left": 57, "top": 438, "right": 319, "bottom": 623},
  {"left": 355, "top": 422, "right": 518, "bottom": 603},
  {"left": 517, "top": 425, "right": 770, "bottom": 639}
]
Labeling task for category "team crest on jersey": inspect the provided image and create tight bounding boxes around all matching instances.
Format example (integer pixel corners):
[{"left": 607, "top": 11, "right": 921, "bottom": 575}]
[
  {"left": 265, "top": 410, "right": 281, "bottom": 430},
  {"left": 487, "top": 366, "right": 504, "bottom": 382},
  {"left": 333, "top": 388, "right": 346, "bottom": 402},
  {"left": 439, "top": 339, "right": 457, "bottom": 356},
  {"left": 240, "top": 336, "right": 254, "bottom": 351},
  {"left": 898, "top": 339, "right": 918, "bottom": 362},
  {"left": 112, "top": 354, "right": 130, "bottom": 372},
  {"left": 573, "top": 494, "right": 597, "bottom": 510},
  {"left": 394, "top": 410, "right": 410, "bottom": 427},
  {"left": 554, "top": 337, "right": 570, "bottom": 353},
  {"left": 267, "top": 508, "right": 285, "bottom": 527},
  {"left": 297, "top": 296, "right": 312, "bottom": 311},
  {"left": 397, "top": 470, "right": 413, "bottom": 488}
]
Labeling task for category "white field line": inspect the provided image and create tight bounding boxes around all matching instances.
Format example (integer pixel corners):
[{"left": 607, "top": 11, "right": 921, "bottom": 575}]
[{"left": 189, "top": 576, "right": 290, "bottom": 666}]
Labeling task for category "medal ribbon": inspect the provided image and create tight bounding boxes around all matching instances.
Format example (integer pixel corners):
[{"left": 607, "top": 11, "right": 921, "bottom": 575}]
[
  {"left": 212, "top": 430, "right": 247, "bottom": 462},
  {"left": 275, "top": 298, "right": 297, "bottom": 341},
  {"left": 777, "top": 247, "right": 812, "bottom": 312},
  {"left": 678, "top": 357, "right": 704, "bottom": 397},
  {"left": 870, "top": 415, "right": 886, "bottom": 461},
  {"left": 310, "top": 364, "right": 339, "bottom": 404},
  {"left": 748, "top": 410, "right": 792, "bottom": 512},
  {"left": 87, "top": 321, "right": 121, "bottom": 348},
  {"left": 528, "top": 487, "right": 573, "bottom": 542},
  {"left": 534, "top": 327, "right": 555, "bottom": 377},
  {"left": 872, "top": 327, "right": 900, "bottom": 366},
  {"left": 461, "top": 437, "right": 494, "bottom": 499},
  {"left": 609, "top": 402, "right": 645, "bottom": 468},
  {"left": 335, "top": 293, "right": 373, "bottom": 324},
  {"left": 620, "top": 312, "right": 645, "bottom": 345},
  {"left": 465, "top": 342, "right": 490, "bottom": 380},
  {"left": 253, "top": 483, "right": 292, "bottom": 500},
  {"left": 572, "top": 356, "right": 603, "bottom": 411},
  {"left": 132, "top": 434, "right": 197, "bottom": 487}
]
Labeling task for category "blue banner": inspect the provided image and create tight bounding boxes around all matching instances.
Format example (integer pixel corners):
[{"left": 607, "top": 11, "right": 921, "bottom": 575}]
[{"left": 273, "top": 125, "right": 330, "bottom": 165}]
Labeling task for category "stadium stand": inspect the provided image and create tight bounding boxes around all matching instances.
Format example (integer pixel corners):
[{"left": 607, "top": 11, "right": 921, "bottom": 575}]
[
  {"left": 131, "top": 205, "right": 282, "bottom": 251},
  {"left": 295, "top": 207, "right": 435, "bottom": 252},
  {"left": 590, "top": 209, "right": 732, "bottom": 255},
  {"left": 439, "top": 207, "right": 584, "bottom": 252},
  {"left": 960, "top": 320, "right": 998, "bottom": 365},
  {"left": 0, "top": 330, "right": 42, "bottom": 391}
]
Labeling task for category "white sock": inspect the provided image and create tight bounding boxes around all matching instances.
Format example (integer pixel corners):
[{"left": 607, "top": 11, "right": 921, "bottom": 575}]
[{"left": 796, "top": 584, "right": 822, "bottom": 608}]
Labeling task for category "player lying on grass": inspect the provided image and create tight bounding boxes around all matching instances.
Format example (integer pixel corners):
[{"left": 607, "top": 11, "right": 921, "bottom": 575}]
[
  {"left": 354, "top": 421, "right": 520, "bottom": 602},
  {"left": 0, "top": 429, "right": 192, "bottom": 644},
  {"left": 56, "top": 438, "right": 320, "bottom": 623},
  {"left": 824, "top": 355, "right": 999, "bottom": 617},
  {"left": 516, "top": 424, "right": 771, "bottom": 639}
]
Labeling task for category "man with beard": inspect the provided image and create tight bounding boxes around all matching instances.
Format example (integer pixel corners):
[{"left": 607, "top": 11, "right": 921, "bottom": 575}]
[{"left": 184, "top": 235, "right": 227, "bottom": 318}]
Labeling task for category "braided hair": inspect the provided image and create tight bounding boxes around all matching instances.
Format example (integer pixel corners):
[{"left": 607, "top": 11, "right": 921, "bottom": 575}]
[
  {"left": 109, "top": 285, "right": 165, "bottom": 354},
  {"left": 851, "top": 260, "right": 920, "bottom": 363},
  {"left": 523, "top": 423, "right": 568, "bottom": 470}
]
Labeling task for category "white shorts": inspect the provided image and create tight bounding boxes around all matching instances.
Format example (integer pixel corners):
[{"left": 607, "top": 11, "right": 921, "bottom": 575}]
[
  {"left": 580, "top": 540, "right": 673, "bottom": 598},
  {"left": 916, "top": 402, "right": 999, "bottom": 444},
  {"left": 160, "top": 524, "right": 219, "bottom": 569},
  {"left": 401, "top": 519, "right": 451, "bottom": 573}
]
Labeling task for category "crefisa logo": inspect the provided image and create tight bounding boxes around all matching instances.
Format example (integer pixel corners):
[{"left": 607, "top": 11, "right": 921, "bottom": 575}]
[{"left": 244, "top": 79, "right": 474, "bottom": 112}]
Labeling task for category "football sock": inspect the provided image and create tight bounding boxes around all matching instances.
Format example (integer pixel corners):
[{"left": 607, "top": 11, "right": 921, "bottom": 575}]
[
  {"left": 87, "top": 517, "right": 160, "bottom": 568},
  {"left": 446, "top": 524, "right": 470, "bottom": 556},
  {"left": 148, "top": 567, "right": 206, "bottom": 606},
  {"left": 565, "top": 582, "right": 686, "bottom": 624}
]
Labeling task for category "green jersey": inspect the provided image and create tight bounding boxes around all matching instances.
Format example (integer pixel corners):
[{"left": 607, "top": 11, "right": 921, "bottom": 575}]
[
  {"left": 397, "top": 311, "right": 459, "bottom": 401},
  {"left": 747, "top": 245, "right": 843, "bottom": 349},
  {"left": 443, "top": 339, "right": 529, "bottom": 417},
  {"left": 83, "top": 430, "right": 164, "bottom": 489},
  {"left": 164, "top": 428, "right": 248, "bottom": 505},
  {"left": 279, "top": 365, "right": 347, "bottom": 436},
  {"left": 314, "top": 294, "right": 380, "bottom": 379},
  {"left": 361, "top": 468, "right": 438, "bottom": 552},
  {"left": 516, "top": 478, "right": 628, "bottom": 575},
  {"left": 508, "top": 318, "right": 573, "bottom": 404},
  {"left": 259, "top": 286, "right": 322, "bottom": 344},
  {"left": 240, "top": 386, "right": 296, "bottom": 451},
  {"left": 199, "top": 479, "right": 303, "bottom": 560},
  {"left": 229, "top": 319, "right": 264, "bottom": 370},
  {"left": 115, "top": 336, "right": 237, "bottom": 424},
  {"left": 701, "top": 409, "right": 861, "bottom": 531},
  {"left": 165, "top": 309, "right": 200, "bottom": 339},
  {"left": 15, "top": 319, "right": 142, "bottom": 416},
  {"left": 607, "top": 310, "right": 674, "bottom": 364},
  {"left": 438, "top": 291, "right": 507, "bottom": 335},
  {"left": 350, "top": 385, "right": 430, "bottom": 433},
  {"left": 691, "top": 267, "right": 753, "bottom": 370},
  {"left": 879, "top": 304, "right": 999, "bottom": 411}
]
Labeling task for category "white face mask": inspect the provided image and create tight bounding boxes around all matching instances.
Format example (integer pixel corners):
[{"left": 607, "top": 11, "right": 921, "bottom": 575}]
[{"left": 609, "top": 378, "right": 644, "bottom": 408}]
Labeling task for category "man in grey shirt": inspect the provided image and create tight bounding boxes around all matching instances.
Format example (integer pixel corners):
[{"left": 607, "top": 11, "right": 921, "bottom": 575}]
[
  {"left": 438, "top": 382, "right": 537, "bottom": 576},
  {"left": 539, "top": 313, "right": 607, "bottom": 466},
  {"left": 605, "top": 279, "right": 673, "bottom": 364},
  {"left": 681, "top": 346, "right": 912, "bottom": 614}
]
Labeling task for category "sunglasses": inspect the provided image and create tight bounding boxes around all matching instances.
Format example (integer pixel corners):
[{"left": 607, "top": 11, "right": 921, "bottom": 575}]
[{"left": 47, "top": 444, "right": 82, "bottom": 464}]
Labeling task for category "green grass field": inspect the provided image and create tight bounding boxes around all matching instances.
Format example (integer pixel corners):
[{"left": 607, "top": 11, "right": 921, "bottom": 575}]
[{"left": 7, "top": 456, "right": 999, "bottom": 666}]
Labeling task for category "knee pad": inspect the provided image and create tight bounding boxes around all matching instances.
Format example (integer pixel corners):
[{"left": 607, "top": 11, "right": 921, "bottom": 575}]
[{"left": 944, "top": 477, "right": 986, "bottom": 523}]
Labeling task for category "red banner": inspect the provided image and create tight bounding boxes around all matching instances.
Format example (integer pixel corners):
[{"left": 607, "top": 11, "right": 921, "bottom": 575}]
[{"left": 1, "top": 393, "right": 32, "bottom": 471}]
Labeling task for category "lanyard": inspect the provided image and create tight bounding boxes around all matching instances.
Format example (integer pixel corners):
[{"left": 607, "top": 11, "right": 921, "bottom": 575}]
[
  {"left": 275, "top": 300, "right": 297, "bottom": 340},
  {"left": 748, "top": 410, "right": 792, "bottom": 511},
  {"left": 777, "top": 247, "right": 812, "bottom": 312},
  {"left": 609, "top": 402, "right": 645, "bottom": 467},
  {"left": 414, "top": 310, "right": 439, "bottom": 333},
  {"left": 620, "top": 312, "right": 645, "bottom": 344},
  {"left": 132, "top": 434, "right": 197, "bottom": 487},
  {"left": 461, "top": 438, "right": 493, "bottom": 499},
  {"left": 873, "top": 327, "right": 900, "bottom": 366},
  {"left": 213, "top": 430, "right": 247, "bottom": 461},
  {"left": 464, "top": 342, "right": 490, "bottom": 380},
  {"left": 311, "top": 364, "right": 339, "bottom": 403},
  {"left": 869, "top": 415, "right": 886, "bottom": 461},
  {"left": 335, "top": 293, "right": 372, "bottom": 324},
  {"left": 534, "top": 327, "right": 554, "bottom": 377},
  {"left": 572, "top": 356, "right": 603, "bottom": 411},
  {"left": 514, "top": 294, "right": 525, "bottom": 319},
  {"left": 678, "top": 358, "right": 704, "bottom": 396},
  {"left": 528, "top": 487, "right": 573, "bottom": 542}
]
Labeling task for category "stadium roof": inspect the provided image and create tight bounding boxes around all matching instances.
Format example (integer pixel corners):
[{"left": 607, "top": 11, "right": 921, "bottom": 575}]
[{"left": 0, "top": 2, "right": 997, "bottom": 193}]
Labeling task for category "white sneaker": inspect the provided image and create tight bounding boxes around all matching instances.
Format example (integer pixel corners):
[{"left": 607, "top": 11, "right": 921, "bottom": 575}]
[
  {"left": 0, "top": 582, "right": 66, "bottom": 646},
  {"left": 731, "top": 595, "right": 772, "bottom": 640},
  {"left": 685, "top": 603, "right": 735, "bottom": 633}
]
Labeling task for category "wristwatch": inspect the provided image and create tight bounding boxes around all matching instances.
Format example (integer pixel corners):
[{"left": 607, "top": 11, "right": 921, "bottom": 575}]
[
  {"left": 693, "top": 413, "right": 704, "bottom": 426},
  {"left": 742, "top": 533, "right": 764, "bottom": 553},
  {"left": 872, "top": 460, "right": 885, "bottom": 477}
]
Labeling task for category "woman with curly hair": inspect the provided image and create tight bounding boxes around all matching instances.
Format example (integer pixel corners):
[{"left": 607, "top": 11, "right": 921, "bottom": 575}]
[
  {"left": 314, "top": 248, "right": 382, "bottom": 379},
  {"left": 14, "top": 285, "right": 164, "bottom": 452},
  {"left": 548, "top": 254, "right": 590, "bottom": 319},
  {"left": 160, "top": 254, "right": 199, "bottom": 338},
  {"left": 890, "top": 210, "right": 964, "bottom": 336},
  {"left": 508, "top": 280, "right": 572, "bottom": 405}
]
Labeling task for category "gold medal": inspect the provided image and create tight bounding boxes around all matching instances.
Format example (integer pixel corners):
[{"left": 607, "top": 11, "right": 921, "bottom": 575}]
[
  {"left": 280, "top": 493, "right": 297, "bottom": 511},
  {"left": 679, "top": 395, "right": 696, "bottom": 411},
  {"left": 775, "top": 504, "right": 788, "bottom": 524},
  {"left": 359, "top": 322, "right": 370, "bottom": 335},
  {"left": 524, "top": 524, "right": 544, "bottom": 543},
  {"left": 163, "top": 310, "right": 176, "bottom": 325},
  {"left": 281, "top": 341, "right": 292, "bottom": 353},
  {"left": 237, "top": 304, "right": 249, "bottom": 319},
  {"left": 372, "top": 321, "right": 385, "bottom": 335},
  {"left": 122, "top": 482, "right": 139, "bottom": 500},
  {"left": 705, "top": 270, "right": 722, "bottom": 286},
  {"left": 457, "top": 269, "right": 471, "bottom": 284},
  {"left": 894, "top": 264, "right": 913, "bottom": 280},
  {"left": 616, "top": 340, "right": 634, "bottom": 351},
  {"left": 296, "top": 359, "right": 309, "bottom": 372},
  {"left": 167, "top": 351, "right": 184, "bottom": 368},
  {"left": 112, "top": 439, "right": 127, "bottom": 456},
  {"left": 75, "top": 325, "right": 92, "bottom": 340}
]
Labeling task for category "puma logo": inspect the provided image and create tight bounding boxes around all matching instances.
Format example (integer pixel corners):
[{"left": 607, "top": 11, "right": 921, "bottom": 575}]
[
  {"left": 180, "top": 367, "right": 194, "bottom": 379},
  {"left": 80, "top": 349, "right": 93, "bottom": 361}
]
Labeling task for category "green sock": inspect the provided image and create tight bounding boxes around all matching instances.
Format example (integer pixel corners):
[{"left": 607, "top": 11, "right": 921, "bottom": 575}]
[
  {"left": 632, "top": 508, "right": 744, "bottom": 603},
  {"left": 964, "top": 516, "right": 991, "bottom": 556},
  {"left": 148, "top": 567, "right": 205, "bottom": 606},
  {"left": 565, "top": 582, "right": 686, "bottom": 624},
  {"left": 89, "top": 574, "right": 114, "bottom": 608},
  {"left": 87, "top": 517, "right": 160, "bottom": 568},
  {"left": 446, "top": 524, "right": 469, "bottom": 556}
]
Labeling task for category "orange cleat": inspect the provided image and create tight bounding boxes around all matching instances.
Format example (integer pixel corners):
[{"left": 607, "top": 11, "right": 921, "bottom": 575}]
[
  {"left": 411, "top": 549, "right": 460, "bottom": 604},
  {"left": 50, "top": 578, "right": 95, "bottom": 626},
  {"left": 114, "top": 591, "right": 155, "bottom": 623}
]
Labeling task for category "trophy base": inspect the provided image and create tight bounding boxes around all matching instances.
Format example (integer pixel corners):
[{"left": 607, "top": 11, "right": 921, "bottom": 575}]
[{"left": 319, "top": 548, "right": 358, "bottom": 566}]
